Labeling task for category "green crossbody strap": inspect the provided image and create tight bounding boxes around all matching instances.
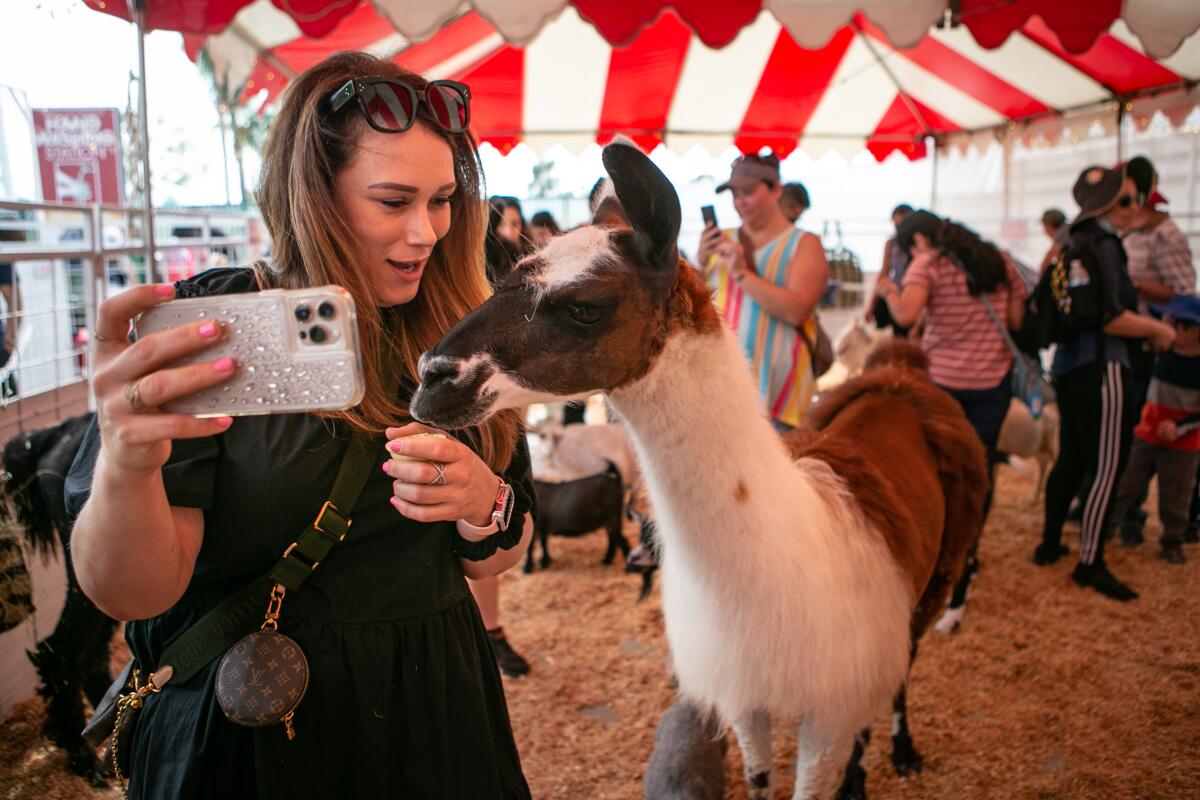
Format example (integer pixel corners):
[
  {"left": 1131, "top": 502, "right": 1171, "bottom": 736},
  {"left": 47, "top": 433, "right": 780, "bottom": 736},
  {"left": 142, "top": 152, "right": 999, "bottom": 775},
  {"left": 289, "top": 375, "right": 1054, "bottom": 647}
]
[{"left": 152, "top": 427, "right": 382, "bottom": 687}]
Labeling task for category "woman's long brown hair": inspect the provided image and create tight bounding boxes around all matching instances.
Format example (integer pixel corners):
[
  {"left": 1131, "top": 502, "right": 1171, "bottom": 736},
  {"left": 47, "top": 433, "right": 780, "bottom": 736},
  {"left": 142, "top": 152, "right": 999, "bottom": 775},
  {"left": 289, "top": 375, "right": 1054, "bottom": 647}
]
[{"left": 256, "top": 52, "right": 519, "bottom": 471}]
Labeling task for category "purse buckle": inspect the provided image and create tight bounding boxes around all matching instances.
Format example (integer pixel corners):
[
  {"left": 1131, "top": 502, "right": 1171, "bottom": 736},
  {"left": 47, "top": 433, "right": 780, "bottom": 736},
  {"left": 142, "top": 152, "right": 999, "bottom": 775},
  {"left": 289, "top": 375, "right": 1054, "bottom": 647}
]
[{"left": 313, "top": 500, "right": 350, "bottom": 541}]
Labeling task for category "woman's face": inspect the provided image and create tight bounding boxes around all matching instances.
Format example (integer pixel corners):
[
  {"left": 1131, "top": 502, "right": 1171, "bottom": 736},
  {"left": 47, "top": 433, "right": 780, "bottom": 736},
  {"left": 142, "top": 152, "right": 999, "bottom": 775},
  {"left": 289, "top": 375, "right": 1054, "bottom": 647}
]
[
  {"left": 732, "top": 181, "right": 781, "bottom": 228},
  {"left": 500, "top": 206, "right": 523, "bottom": 244},
  {"left": 334, "top": 123, "right": 455, "bottom": 307},
  {"left": 1103, "top": 177, "right": 1140, "bottom": 231}
]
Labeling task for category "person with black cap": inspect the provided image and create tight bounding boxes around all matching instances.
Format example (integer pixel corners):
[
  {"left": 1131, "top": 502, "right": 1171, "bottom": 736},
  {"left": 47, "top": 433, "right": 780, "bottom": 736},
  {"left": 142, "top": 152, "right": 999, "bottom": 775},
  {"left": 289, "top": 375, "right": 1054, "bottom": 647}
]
[
  {"left": 695, "top": 153, "right": 830, "bottom": 431},
  {"left": 1034, "top": 163, "right": 1177, "bottom": 601}
]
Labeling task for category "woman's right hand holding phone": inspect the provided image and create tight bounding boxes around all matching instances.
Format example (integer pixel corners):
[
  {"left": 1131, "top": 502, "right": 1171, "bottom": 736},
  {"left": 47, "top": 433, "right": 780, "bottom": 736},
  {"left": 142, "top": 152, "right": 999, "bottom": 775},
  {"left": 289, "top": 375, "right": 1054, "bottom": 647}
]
[
  {"left": 696, "top": 224, "right": 724, "bottom": 269},
  {"left": 91, "top": 284, "right": 236, "bottom": 475}
]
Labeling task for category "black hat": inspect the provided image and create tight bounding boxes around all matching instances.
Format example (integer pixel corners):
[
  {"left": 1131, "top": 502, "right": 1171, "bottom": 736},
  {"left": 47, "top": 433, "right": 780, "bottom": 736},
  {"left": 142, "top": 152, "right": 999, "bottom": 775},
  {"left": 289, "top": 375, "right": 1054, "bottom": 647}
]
[{"left": 1070, "top": 163, "right": 1128, "bottom": 226}]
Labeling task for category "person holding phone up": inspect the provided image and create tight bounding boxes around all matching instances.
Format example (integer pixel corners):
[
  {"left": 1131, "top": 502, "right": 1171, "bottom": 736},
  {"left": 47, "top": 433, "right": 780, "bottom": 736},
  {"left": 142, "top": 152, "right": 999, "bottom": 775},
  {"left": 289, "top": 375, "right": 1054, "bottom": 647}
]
[
  {"left": 695, "top": 153, "right": 830, "bottom": 431},
  {"left": 65, "top": 53, "right": 535, "bottom": 799}
]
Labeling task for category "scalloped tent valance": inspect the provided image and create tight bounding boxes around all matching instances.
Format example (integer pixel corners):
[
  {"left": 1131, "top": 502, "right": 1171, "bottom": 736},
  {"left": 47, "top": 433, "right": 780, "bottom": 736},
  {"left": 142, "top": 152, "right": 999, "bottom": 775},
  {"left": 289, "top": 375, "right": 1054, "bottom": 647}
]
[{"left": 85, "top": 0, "right": 1200, "bottom": 161}]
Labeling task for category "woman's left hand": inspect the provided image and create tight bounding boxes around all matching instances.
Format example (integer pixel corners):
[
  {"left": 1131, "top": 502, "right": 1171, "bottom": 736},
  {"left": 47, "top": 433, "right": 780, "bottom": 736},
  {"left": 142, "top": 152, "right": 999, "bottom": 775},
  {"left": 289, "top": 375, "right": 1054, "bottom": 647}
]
[
  {"left": 875, "top": 276, "right": 897, "bottom": 298},
  {"left": 384, "top": 422, "right": 497, "bottom": 526},
  {"left": 717, "top": 239, "right": 749, "bottom": 283}
]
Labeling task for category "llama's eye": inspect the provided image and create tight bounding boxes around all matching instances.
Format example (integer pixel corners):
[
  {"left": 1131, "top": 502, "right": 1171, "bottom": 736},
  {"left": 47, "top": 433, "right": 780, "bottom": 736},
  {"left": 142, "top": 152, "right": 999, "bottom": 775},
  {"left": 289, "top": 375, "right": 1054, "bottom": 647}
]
[{"left": 564, "top": 303, "right": 602, "bottom": 325}]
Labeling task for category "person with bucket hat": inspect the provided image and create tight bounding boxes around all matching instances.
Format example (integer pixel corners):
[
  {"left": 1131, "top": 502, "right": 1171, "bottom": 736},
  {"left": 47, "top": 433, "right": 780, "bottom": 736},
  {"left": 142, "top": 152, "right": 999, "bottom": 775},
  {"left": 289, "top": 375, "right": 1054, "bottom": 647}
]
[
  {"left": 1034, "top": 163, "right": 1176, "bottom": 601},
  {"left": 1106, "top": 295, "right": 1200, "bottom": 564},
  {"left": 695, "top": 153, "right": 830, "bottom": 430}
]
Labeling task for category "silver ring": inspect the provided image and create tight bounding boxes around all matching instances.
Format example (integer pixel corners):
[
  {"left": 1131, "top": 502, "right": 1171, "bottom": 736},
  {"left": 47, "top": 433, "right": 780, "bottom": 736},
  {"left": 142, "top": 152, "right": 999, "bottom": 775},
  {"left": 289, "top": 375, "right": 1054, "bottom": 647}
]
[
  {"left": 426, "top": 462, "right": 447, "bottom": 486},
  {"left": 93, "top": 328, "right": 126, "bottom": 344},
  {"left": 123, "top": 380, "right": 147, "bottom": 413}
]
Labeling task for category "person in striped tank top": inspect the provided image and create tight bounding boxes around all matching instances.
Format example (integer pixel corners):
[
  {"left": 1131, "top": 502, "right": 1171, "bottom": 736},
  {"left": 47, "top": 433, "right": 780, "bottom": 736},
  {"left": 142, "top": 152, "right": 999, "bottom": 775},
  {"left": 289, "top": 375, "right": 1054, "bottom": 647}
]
[
  {"left": 696, "top": 154, "right": 830, "bottom": 432},
  {"left": 875, "top": 211, "right": 1025, "bottom": 627}
]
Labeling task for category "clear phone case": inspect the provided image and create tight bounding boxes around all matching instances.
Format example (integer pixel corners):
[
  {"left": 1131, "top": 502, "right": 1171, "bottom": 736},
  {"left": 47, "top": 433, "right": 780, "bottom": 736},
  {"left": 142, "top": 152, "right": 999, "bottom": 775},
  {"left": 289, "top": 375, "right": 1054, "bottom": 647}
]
[{"left": 133, "top": 285, "right": 366, "bottom": 417}]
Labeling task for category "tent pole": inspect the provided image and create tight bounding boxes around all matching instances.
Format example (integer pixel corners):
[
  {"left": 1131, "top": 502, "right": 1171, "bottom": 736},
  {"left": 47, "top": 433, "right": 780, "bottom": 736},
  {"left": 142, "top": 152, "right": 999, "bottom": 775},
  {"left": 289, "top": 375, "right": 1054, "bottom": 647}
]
[
  {"left": 1115, "top": 99, "right": 1125, "bottom": 163},
  {"left": 133, "top": 0, "right": 158, "bottom": 280},
  {"left": 930, "top": 136, "right": 939, "bottom": 212},
  {"left": 1002, "top": 132, "right": 1012, "bottom": 222}
]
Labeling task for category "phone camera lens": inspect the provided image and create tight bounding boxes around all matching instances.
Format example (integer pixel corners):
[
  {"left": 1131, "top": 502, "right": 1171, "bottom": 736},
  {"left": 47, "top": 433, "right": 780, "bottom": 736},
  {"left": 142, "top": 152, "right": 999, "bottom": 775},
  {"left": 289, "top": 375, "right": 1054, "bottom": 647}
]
[
  {"left": 317, "top": 301, "right": 336, "bottom": 320},
  {"left": 309, "top": 325, "right": 328, "bottom": 344},
  {"left": 294, "top": 304, "right": 312, "bottom": 322}
]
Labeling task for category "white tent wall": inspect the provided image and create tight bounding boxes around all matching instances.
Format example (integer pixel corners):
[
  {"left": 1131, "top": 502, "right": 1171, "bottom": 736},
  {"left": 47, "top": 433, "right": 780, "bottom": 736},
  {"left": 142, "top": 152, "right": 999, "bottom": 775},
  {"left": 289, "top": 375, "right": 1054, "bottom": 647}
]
[{"left": 495, "top": 118, "right": 1200, "bottom": 296}]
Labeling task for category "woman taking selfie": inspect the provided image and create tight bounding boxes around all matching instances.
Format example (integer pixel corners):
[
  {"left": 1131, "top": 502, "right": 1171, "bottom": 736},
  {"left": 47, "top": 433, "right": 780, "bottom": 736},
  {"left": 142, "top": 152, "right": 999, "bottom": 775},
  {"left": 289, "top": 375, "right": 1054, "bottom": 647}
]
[{"left": 66, "top": 53, "right": 534, "bottom": 799}]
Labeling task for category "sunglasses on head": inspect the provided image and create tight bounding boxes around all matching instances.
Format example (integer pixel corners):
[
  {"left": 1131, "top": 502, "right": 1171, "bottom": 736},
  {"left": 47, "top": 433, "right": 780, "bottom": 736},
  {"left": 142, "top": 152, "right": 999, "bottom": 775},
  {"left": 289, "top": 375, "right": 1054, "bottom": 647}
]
[
  {"left": 328, "top": 77, "right": 471, "bottom": 134},
  {"left": 1116, "top": 192, "right": 1145, "bottom": 208}
]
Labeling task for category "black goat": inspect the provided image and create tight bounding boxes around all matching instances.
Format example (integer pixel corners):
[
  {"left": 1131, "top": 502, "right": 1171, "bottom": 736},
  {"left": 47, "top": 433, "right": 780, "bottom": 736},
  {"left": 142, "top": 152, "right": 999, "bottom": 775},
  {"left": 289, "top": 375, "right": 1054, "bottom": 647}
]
[
  {"left": 528, "top": 464, "right": 627, "bottom": 573},
  {"left": 2, "top": 413, "right": 116, "bottom": 786}
]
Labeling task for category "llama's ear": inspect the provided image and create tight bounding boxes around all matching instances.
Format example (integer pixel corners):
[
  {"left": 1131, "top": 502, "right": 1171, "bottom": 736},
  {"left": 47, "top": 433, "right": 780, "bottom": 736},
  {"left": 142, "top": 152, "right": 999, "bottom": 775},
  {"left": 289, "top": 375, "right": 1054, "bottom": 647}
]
[{"left": 602, "top": 142, "right": 681, "bottom": 271}]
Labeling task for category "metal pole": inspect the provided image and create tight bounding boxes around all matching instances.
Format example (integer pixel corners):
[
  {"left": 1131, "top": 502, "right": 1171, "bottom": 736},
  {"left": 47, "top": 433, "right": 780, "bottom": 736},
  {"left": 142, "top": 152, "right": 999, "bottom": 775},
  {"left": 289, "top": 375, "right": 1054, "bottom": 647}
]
[
  {"left": 1116, "top": 99, "right": 1125, "bottom": 163},
  {"left": 1002, "top": 131, "right": 1012, "bottom": 222},
  {"left": 929, "top": 136, "right": 939, "bottom": 212},
  {"left": 133, "top": 0, "right": 158, "bottom": 280}
]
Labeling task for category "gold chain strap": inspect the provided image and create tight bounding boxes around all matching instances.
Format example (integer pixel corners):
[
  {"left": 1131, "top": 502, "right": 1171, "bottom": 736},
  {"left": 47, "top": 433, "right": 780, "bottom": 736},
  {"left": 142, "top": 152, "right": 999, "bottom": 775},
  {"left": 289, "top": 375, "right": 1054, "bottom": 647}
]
[
  {"left": 260, "top": 582, "right": 297, "bottom": 741},
  {"left": 110, "top": 668, "right": 162, "bottom": 797}
]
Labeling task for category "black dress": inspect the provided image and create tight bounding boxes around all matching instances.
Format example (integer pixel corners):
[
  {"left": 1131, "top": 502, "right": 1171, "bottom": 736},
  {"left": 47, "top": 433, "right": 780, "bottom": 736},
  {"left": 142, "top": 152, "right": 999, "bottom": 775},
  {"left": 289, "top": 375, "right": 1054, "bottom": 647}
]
[{"left": 65, "top": 268, "right": 533, "bottom": 799}]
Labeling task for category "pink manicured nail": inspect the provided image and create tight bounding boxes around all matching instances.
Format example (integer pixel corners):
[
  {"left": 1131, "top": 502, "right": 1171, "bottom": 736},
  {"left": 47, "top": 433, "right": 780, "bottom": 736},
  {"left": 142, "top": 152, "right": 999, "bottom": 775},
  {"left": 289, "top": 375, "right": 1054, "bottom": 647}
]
[
  {"left": 198, "top": 321, "right": 218, "bottom": 337},
  {"left": 213, "top": 357, "right": 235, "bottom": 373},
  {"left": 155, "top": 285, "right": 175, "bottom": 297},
  {"left": 388, "top": 441, "right": 402, "bottom": 453},
  {"left": 216, "top": 417, "right": 233, "bottom": 430},
  {"left": 389, "top": 497, "right": 401, "bottom": 510}
]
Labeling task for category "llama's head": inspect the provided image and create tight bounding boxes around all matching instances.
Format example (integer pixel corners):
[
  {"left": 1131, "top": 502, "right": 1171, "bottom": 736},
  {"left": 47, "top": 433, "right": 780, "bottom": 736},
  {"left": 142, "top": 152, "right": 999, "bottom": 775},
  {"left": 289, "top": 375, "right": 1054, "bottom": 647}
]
[{"left": 411, "top": 142, "right": 689, "bottom": 429}]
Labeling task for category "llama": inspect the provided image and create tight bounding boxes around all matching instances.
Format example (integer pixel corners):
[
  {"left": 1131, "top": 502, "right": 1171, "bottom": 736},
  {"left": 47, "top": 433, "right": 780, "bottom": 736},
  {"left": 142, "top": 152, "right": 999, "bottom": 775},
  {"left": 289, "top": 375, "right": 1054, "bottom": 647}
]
[{"left": 410, "top": 143, "right": 987, "bottom": 799}]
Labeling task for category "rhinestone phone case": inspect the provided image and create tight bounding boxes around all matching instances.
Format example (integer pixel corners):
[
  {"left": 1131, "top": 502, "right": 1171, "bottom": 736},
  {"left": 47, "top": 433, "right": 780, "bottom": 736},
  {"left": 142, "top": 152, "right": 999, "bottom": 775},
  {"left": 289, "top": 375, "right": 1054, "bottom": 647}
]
[{"left": 133, "top": 286, "right": 365, "bottom": 417}]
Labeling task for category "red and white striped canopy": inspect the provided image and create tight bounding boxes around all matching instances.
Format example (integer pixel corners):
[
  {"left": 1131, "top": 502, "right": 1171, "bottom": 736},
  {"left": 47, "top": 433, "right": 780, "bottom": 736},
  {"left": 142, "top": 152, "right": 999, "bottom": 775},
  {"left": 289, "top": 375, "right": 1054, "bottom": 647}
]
[{"left": 88, "top": 0, "right": 1200, "bottom": 161}]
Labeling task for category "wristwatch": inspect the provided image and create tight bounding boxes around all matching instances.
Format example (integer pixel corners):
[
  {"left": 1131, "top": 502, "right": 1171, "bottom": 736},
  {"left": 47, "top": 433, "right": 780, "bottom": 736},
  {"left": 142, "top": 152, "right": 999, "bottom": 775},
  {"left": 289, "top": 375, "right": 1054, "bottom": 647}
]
[
  {"left": 491, "top": 478, "right": 515, "bottom": 530},
  {"left": 455, "top": 477, "right": 514, "bottom": 542}
]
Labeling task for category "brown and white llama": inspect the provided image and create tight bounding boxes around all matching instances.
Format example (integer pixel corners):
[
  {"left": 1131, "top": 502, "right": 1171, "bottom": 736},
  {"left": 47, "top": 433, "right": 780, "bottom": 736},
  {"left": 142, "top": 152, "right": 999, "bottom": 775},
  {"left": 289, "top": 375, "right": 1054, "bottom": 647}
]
[{"left": 411, "top": 143, "right": 987, "bottom": 799}]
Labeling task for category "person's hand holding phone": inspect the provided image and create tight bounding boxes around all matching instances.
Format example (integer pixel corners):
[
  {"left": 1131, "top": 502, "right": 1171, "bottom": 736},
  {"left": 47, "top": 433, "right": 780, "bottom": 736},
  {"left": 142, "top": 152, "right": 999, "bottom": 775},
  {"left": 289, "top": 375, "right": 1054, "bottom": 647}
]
[
  {"left": 91, "top": 284, "right": 235, "bottom": 476},
  {"left": 697, "top": 224, "right": 725, "bottom": 269}
]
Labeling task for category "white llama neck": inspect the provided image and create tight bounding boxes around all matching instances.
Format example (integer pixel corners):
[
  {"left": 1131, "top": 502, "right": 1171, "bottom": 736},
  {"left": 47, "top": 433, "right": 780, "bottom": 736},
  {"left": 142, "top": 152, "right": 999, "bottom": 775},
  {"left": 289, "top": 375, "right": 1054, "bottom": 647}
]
[
  {"left": 610, "top": 322, "right": 915, "bottom": 738},
  {"left": 609, "top": 324, "right": 798, "bottom": 548}
]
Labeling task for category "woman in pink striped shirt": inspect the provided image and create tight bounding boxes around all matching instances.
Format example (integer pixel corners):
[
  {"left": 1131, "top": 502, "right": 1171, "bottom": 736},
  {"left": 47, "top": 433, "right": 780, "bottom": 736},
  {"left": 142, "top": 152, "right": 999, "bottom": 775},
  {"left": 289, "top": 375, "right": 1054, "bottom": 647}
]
[{"left": 875, "top": 211, "right": 1026, "bottom": 629}]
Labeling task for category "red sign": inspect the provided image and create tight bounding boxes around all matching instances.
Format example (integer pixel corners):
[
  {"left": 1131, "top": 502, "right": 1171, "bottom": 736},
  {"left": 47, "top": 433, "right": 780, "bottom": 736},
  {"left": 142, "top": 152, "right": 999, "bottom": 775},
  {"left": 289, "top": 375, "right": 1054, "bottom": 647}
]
[{"left": 33, "top": 108, "right": 124, "bottom": 205}]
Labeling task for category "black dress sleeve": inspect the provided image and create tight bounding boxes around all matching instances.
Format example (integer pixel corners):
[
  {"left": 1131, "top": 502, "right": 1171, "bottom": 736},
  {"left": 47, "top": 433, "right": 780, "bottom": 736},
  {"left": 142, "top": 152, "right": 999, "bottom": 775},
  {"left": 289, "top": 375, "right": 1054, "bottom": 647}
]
[
  {"left": 64, "top": 415, "right": 222, "bottom": 519},
  {"left": 452, "top": 430, "right": 537, "bottom": 561}
]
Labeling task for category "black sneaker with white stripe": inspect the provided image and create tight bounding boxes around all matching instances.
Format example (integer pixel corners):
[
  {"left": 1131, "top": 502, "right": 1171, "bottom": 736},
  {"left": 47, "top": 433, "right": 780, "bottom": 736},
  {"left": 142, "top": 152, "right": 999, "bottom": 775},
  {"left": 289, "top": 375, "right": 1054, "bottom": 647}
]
[{"left": 1071, "top": 562, "right": 1138, "bottom": 602}]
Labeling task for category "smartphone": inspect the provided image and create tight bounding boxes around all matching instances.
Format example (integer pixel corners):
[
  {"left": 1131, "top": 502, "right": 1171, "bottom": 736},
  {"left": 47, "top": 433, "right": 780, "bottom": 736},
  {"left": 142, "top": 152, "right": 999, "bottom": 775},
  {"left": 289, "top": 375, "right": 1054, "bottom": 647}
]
[
  {"left": 700, "top": 205, "right": 718, "bottom": 228},
  {"left": 133, "top": 286, "right": 365, "bottom": 417}
]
